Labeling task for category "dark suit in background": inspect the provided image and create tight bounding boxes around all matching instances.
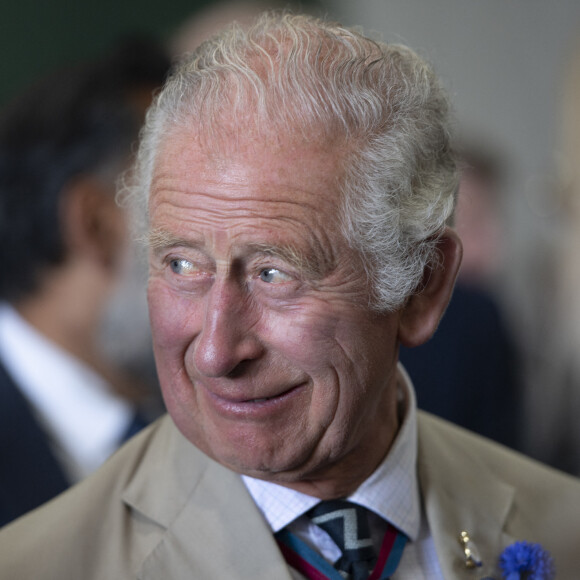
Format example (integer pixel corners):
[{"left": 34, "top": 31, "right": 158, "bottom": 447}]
[
  {"left": 0, "top": 363, "right": 70, "bottom": 526},
  {"left": 400, "top": 283, "right": 521, "bottom": 448}
]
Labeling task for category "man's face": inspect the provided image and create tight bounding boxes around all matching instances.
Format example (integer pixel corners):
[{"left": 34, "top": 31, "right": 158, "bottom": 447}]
[{"left": 147, "top": 126, "right": 403, "bottom": 494}]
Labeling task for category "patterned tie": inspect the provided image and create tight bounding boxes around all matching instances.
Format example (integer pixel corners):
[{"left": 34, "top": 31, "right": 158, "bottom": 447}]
[
  {"left": 308, "top": 500, "right": 376, "bottom": 580},
  {"left": 275, "top": 500, "right": 408, "bottom": 580}
]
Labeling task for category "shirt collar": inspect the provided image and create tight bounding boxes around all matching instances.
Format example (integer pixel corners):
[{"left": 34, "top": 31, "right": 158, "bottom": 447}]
[
  {"left": 243, "top": 362, "right": 420, "bottom": 541},
  {"left": 0, "top": 303, "right": 132, "bottom": 482}
]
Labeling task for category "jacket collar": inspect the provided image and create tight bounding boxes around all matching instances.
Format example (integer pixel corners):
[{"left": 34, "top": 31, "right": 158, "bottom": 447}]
[{"left": 121, "top": 416, "right": 294, "bottom": 580}]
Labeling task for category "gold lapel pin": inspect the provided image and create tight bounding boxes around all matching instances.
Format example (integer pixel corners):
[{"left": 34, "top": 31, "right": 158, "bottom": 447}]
[{"left": 459, "top": 530, "right": 483, "bottom": 569}]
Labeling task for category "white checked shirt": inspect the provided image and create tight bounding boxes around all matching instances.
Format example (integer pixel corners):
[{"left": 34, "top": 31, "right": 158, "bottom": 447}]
[{"left": 243, "top": 364, "right": 444, "bottom": 579}]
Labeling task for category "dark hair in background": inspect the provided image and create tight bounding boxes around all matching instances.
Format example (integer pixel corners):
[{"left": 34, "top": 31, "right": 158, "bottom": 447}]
[{"left": 0, "top": 36, "right": 170, "bottom": 302}]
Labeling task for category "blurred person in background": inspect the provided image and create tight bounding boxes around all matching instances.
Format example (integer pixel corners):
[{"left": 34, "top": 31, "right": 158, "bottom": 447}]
[
  {"left": 454, "top": 147, "right": 506, "bottom": 288},
  {"left": 522, "top": 35, "right": 580, "bottom": 475},
  {"left": 400, "top": 146, "right": 522, "bottom": 448},
  {"left": 0, "top": 37, "right": 169, "bottom": 526}
]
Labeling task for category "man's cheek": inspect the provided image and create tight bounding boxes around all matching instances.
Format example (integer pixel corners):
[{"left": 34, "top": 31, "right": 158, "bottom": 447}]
[
  {"left": 148, "top": 280, "right": 201, "bottom": 350},
  {"left": 268, "top": 317, "right": 338, "bottom": 370}
]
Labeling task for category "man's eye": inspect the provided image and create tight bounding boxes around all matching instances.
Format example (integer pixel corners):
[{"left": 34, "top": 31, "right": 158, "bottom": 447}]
[
  {"left": 170, "top": 258, "right": 197, "bottom": 275},
  {"left": 259, "top": 268, "right": 292, "bottom": 284}
]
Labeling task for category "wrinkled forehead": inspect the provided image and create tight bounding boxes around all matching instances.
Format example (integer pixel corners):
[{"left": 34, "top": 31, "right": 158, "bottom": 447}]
[
  {"left": 149, "top": 113, "right": 353, "bottom": 222},
  {"left": 158, "top": 109, "right": 349, "bottom": 179},
  {"left": 181, "top": 102, "right": 345, "bottom": 163}
]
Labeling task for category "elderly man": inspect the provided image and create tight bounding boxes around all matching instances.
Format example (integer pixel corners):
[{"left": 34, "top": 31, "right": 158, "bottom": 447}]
[{"left": 1, "top": 12, "right": 579, "bottom": 580}]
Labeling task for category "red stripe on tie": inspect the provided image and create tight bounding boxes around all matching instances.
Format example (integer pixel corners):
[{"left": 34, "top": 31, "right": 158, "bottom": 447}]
[
  {"left": 277, "top": 540, "right": 330, "bottom": 580},
  {"left": 368, "top": 526, "right": 397, "bottom": 580}
]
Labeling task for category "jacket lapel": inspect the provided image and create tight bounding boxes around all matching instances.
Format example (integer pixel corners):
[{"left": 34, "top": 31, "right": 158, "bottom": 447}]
[
  {"left": 417, "top": 412, "right": 516, "bottom": 579},
  {"left": 121, "top": 416, "right": 293, "bottom": 580}
]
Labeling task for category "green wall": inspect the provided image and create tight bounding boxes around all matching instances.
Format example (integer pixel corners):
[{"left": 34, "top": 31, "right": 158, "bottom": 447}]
[
  {"left": 1, "top": 0, "right": 219, "bottom": 106},
  {"left": 1, "top": 0, "right": 324, "bottom": 107}
]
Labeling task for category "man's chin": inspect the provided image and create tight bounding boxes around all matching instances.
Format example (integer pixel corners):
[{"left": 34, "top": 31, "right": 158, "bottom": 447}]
[{"left": 206, "top": 445, "right": 318, "bottom": 484}]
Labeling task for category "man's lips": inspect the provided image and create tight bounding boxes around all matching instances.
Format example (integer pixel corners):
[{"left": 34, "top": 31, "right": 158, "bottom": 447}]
[
  {"left": 208, "top": 382, "right": 302, "bottom": 403},
  {"left": 200, "top": 382, "right": 307, "bottom": 417}
]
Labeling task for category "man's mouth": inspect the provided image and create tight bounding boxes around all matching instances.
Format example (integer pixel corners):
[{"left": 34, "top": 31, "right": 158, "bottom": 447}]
[{"left": 202, "top": 382, "right": 308, "bottom": 418}]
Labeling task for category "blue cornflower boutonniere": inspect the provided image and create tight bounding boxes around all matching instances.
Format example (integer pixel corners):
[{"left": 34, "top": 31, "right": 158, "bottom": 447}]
[{"left": 499, "top": 541, "right": 555, "bottom": 580}]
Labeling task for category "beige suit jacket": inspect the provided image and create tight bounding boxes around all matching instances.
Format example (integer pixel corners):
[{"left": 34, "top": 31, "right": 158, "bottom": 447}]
[{"left": 1, "top": 412, "right": 579, "bottom": 579}]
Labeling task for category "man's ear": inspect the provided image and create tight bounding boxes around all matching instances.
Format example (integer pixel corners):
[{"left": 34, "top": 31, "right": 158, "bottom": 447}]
[
  {"left": 398, "top": 227, "right": 463, "bottom": 348},
  {"left": 61, "top": 175, "right": 126, "bottom": 271}
]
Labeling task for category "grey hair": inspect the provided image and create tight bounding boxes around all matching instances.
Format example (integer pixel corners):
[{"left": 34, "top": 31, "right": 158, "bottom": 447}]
[{"left": 124, "top": 11, "right": 457, "bottom": 311}]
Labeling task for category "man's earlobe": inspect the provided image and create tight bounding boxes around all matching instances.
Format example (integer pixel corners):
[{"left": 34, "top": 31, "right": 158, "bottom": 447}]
[{"left": 398, "top": 227, "right": 463, "bottom": 348}]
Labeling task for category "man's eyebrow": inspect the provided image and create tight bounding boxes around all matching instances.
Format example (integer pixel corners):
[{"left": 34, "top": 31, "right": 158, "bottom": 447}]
[
  {"left": 247, "top": 243, "right": 327, "bottom": 278},
  {"left": 147, "top": 229, "right": 199, "bottom": 251},
  {"left": 146, "top": 231, "right": 332, "bottom": 277}
]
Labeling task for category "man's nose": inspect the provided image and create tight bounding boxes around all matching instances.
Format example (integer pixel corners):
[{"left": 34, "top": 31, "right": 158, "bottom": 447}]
[{"left": 193, "top": 279, "right": 263, "bottom": 377}]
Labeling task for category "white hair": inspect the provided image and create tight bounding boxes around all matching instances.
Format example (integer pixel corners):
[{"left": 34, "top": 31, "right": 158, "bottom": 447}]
[{"left": 124, "top": 11, "right": 457, "bottom": 311}]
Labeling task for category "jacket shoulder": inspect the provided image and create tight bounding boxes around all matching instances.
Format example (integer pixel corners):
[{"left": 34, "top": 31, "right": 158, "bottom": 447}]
[
  {"left": 417, "top": 410, "right": 580, "bottom": 573},
  {"left": 0, "top": 415, "right": 190, "bottom": 579}
]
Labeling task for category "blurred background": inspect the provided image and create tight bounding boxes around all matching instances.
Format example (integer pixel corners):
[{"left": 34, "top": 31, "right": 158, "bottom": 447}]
[{"left": 2, "top": 0, "right": 580, "bottom": 498}]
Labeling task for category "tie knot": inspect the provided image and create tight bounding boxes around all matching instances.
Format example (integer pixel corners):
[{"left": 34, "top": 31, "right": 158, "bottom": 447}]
[{"left": 307, "top": 500, "right": 376, "bottom": 579}]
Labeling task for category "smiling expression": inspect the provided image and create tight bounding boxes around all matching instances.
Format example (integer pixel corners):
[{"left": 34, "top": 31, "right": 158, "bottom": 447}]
[{"left": 147, "top": 125, "right": 404, "bottom": 497}]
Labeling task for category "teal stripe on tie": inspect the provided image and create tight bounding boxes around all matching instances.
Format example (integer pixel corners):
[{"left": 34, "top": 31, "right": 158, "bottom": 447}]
[
  {"left": 382, "top": 532, "right": 408, "bottom": 577},
  {"left": 276, "top": 528, "right": 346, "bottom": 580}
]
